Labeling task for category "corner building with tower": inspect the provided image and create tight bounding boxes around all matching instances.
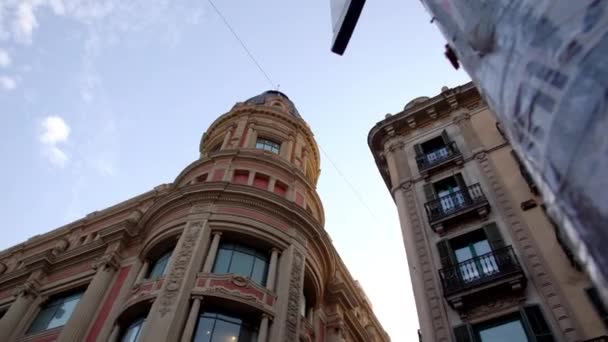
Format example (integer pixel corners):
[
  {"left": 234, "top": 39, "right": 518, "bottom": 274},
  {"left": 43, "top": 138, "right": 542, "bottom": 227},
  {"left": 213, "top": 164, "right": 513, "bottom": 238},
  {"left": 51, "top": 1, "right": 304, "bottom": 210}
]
[
  {"left": 0, "top": 91, "right": 390, "bottom": 342},
  {"left": 368, "top": 82, "right": 608, "bottom": 342}
]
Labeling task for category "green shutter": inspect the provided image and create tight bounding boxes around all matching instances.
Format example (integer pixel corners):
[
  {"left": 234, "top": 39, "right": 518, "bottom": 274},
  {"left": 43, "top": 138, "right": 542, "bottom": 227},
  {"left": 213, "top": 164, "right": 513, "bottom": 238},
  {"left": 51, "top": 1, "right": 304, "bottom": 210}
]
[
  {"left": 423, "top": 183, "right": 436, "bottom": 201},
  {"left": 414, "top": 143, "right": 424, "bottom": 157},
  {"left": 483, "top": 222, "right": 505, "bottom": 250},
  {"left": 454, "top": 173, "right": 467, "bottom": 190},
  {"left": 437, "top": 239, "right": 456, "bottom": 268},
  {"left": 441, "top": 130, "right": 451, "bottom": 144},
  {"left": 453, "top": 324, "right": 474, "bottom": 342},
  {"left": 521, "top": 305, "right": 555, "bottom": 342}
]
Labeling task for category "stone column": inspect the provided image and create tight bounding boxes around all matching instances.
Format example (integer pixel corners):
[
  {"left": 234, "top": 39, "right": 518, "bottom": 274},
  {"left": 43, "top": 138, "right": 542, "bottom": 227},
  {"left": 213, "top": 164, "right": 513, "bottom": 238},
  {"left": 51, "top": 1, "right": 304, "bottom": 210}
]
[
  {"left": 134, "top": 260, "right": 149, "bottom": 285},
  {"left": 257, "top": 314, "right": 270, "bottom": 342},
  {"left": 180, "top": 296, "right": 203, "bottom": 342},
  {"left": 0, "top": 281, "right": 39, "bottom": 341},
  {"left": 108, "top": 325, "right": 120, "bottom": 342},
  {"left": 202, "top": 232, "right": 222, "bottom": 273},
  {"left": 57, "top": 248, "right": 120, "bottom": 342},
  {"left": 265, "top": 248, "right": 280, "bottom": 291}
]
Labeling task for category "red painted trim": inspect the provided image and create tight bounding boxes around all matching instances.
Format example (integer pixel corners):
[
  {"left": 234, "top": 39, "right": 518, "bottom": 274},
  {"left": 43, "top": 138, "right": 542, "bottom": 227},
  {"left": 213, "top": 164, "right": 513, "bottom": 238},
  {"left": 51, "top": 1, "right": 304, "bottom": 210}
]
[
  {"left": 86, "top": 266, "right": 131, "bottom": 342},
  {"left": 212, "top": 168, "right": 226, "bottom": 181}
]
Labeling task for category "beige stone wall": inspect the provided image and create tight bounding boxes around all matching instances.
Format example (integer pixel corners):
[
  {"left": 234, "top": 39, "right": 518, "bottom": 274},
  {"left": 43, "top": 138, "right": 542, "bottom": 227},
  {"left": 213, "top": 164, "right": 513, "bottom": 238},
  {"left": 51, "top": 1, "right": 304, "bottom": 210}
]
[
  {"left": 0, "top": 92, "right": 390, "bottom": 342},
  {"left": 369, "top": 83, "right": 606, "bottom": 342}
]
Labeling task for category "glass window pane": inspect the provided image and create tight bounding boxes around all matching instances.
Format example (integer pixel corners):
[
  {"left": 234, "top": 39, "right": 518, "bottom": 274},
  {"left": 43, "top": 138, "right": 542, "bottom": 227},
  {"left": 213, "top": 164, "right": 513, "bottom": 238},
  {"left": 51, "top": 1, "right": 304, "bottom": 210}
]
[
  {"left": 473, "top": 240, "right": 492, "bottom": 256},
  {"left": 235, "top": 244, "right": 256, "bottom": 255},
  {"left": 148, "top": 252, "right": 171, "bottom": 279},
  {"left": 251, "top": 258, "right": 268, "bottom": 285},
  {"left": 229, "top": 251, "right": 255, "bottom": 278},
  {"left": 210, "top": 319, "right": 241, "bottom": 342},
  {"left": 28, "top": 305, "right": 58, "bottom": 333},
  {"left": 212, "top": 249, "right": 232, "bottom": 274},
  {"left": 193, "top": 317, "right": 215, "bottom": 342},
  {"left": 478, "top": 318, "right": 529, "bottom": 342},
  {"left": 47, "top": 295, "right": 81, "bottom": 329},
  {"left": 121, "top": 319, "right": 144, "bottom": 342},
  {"left": 454, "top": 247, "right": 473, "bottom": 262}
]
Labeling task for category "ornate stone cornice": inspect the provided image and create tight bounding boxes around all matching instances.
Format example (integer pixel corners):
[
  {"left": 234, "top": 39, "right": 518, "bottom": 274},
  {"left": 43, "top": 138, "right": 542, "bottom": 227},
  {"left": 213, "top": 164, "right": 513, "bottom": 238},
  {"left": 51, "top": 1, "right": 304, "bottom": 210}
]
[
  {"left": 14, "top": 279, "right": 41, "bottom": 298},
  {"left": 452, "top": 112, "right": 471, "bottom": 125}
]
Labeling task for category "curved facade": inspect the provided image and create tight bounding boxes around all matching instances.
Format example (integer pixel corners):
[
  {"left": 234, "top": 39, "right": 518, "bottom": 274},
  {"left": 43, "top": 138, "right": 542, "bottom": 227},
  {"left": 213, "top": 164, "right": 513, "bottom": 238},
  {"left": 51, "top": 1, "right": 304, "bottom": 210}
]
[{"left": 0, "top": 91, "right": 389, "bottom": 342}]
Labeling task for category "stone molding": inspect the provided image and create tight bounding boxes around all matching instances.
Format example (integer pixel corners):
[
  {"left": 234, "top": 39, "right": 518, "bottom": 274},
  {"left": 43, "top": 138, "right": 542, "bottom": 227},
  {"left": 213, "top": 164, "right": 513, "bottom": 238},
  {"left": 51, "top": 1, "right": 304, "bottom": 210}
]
[{"left": 285, "top": 250, "right": 304, "bottom": 342}]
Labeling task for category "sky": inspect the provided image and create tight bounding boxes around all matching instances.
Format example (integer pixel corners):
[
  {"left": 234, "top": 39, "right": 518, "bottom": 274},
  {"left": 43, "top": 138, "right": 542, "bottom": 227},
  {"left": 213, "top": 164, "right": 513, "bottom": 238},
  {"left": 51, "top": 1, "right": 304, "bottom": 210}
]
[{"left": 0, "top": 0, "right": 470, "bottom": 340}]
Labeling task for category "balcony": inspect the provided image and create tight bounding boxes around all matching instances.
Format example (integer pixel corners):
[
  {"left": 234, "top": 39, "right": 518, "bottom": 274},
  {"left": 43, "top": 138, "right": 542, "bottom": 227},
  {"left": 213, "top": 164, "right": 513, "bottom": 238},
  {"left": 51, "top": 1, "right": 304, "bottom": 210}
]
[
  {"left": 439, "top": 246, "right": 526, "bottom": 310},
  {"left": 416, "top": 142, "right": 463, "bottom": 177},
  {"left": 424, "top": 183, "right": 490, "bottom": 234}
]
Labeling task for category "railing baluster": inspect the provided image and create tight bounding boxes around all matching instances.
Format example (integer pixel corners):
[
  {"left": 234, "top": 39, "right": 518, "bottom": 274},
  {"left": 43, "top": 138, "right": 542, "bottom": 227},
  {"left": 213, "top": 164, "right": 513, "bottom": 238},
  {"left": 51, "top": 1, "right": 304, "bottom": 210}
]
[
  {"left": 425, "top": 183, "right": 487, "bottom": 224},
  {"left": 439, "top": 246, "right": 522, "bottom": 294}
]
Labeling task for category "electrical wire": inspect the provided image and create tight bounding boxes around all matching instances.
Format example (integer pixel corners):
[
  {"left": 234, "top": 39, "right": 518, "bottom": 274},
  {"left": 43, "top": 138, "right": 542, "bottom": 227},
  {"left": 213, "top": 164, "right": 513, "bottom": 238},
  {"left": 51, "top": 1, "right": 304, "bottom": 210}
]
[
  {"left": 206, "top": 0, "right": 276, "bottom": 89},
  {"left": 207, "top": 0, "right": 380, "bottom": 223}
]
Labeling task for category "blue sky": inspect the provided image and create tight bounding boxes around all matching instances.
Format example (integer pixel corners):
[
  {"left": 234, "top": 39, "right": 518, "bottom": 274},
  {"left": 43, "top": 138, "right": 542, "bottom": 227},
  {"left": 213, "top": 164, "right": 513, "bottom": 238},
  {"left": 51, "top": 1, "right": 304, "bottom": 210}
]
[{"left": 0, "top": 0, "right": 470, "bottom": 340}]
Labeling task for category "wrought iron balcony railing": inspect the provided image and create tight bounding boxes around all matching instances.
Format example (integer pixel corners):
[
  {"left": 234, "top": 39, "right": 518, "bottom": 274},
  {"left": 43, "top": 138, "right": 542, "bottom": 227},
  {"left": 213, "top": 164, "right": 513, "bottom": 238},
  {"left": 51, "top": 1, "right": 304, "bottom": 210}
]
[
  {"left": 424, "top": 183, "right": 487, "bottom": 223},
  {"left": 439, "top": 246, "right": 523, "bottom": 295},
  {"left": 416, "top": 142, "right": 461, "bottom": 172}
]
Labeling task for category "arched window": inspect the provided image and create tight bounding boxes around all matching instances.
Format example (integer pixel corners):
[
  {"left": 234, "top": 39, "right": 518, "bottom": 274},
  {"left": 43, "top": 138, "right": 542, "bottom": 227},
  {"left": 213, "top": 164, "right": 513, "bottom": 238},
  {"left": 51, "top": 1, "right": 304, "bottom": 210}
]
[
  {"left": 255, "top": 138, "right": 280, "bottom": 154},
  {"left": 121, "top": 317, "right": 145, "bottom": 342},
  {"left": 147, "top": 250, "right": 172, "bottom": 280},
  {"left": 212, "top": 242, "right": 269, "bottom": 286},
  {"left": 192, "top": 311, "right": 258, "bottom": 342}
]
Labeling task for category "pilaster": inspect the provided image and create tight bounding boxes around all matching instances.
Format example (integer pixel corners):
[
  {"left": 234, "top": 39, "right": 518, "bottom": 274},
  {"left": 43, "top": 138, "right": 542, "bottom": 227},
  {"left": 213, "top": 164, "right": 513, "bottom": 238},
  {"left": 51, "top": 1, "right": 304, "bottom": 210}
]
[
  {"left": 457, "top": 112, "right": 582, "bottom": 341},
  {"left": 138, "top": 219, "right": 210, "bottom": 342}
]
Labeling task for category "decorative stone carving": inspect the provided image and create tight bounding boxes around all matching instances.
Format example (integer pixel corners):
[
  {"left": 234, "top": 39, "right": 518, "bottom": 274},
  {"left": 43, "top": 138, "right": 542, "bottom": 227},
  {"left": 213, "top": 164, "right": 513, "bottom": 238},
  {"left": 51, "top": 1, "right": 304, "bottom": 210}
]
[
  {"left": 51, "top": 239, "right": 69, "bottom": 256},
  {"left": 473, "top": 149, "right": 488, "bottom": 161},
  {"left": 285, "top": 250, "right": 304, "bottom": 342},
  {"left": 92, "top": 251, "right": 121, "bottom": 272},
  {"left": 15, "top": 280, "right": 40, "bottom": 298},
  {"left": 459, "top": 293, "right": 525, "bottom": 320},
  {"left": 453, "top": 112, "right": 471, "bottom": 125},
  {"left": 158, "top": 223, "right": 201, "bottom": 317}
]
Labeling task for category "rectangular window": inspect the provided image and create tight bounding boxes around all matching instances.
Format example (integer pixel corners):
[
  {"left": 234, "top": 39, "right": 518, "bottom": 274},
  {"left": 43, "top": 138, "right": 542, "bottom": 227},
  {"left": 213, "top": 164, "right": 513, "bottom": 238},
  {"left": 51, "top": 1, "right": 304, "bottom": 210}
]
[
  {"left": 253, "top": 173, "right": 269, "bottom": 189},
  {"left": 255, "top": 138, "right": 280, "bottom": 154},
  {"left": 28, "top": 290, "right": 84, "bottom": 334},
  {"left": 453, "top": 305, "right": 554, "bottom": 342},
  {"left": 233, "top": 170, "right": 249, "bottom": 185}
]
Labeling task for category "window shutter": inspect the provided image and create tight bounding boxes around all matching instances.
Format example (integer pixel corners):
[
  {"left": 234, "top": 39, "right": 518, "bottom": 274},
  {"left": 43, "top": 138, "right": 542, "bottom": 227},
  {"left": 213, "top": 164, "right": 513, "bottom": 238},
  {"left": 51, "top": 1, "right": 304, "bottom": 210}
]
[
  {"left": 423, "top": 183, "right": 436, "bottom": 201},
  {"left": 453, "top": 324, "right": 474, "bottom": 342},
  {"left": 437, "top": 239, "right": 456, "bottom": 268},
  {"left": 454, "top": 173, "right": 467, "bottom": 191},
  {"left": 414, "top": 143, "right": 424, "bottom": 157},
  {"left": 521, "top": 305, "right": 555, "bottom": 342},
  {"left": 441, "top": 130, "right": 451, "bottom": 144},
  {"left": 483, "top": 222, "right": 505, "bottom": 250}
]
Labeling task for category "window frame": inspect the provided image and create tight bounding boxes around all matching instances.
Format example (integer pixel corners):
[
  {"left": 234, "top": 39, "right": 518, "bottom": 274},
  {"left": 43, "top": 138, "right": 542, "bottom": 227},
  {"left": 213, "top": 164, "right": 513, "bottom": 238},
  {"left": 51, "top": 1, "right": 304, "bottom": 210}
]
[
  {"left": 146, "top": 249, "right": 173, "bottom": 280},
  {"left": 193, "top": 310, "right": 259, "bottom": 342},
  {"left": 120, "top": 317, "right": 146, "bottom": 342},
  {"left": 27, "top": 289, "right": 84, "bottom": 334},
  {"left": 255, "top": 138, "right": 280, "bottom": 154},
  {"left": 212, "top": 242, "right": 269, "bottom": 286}
]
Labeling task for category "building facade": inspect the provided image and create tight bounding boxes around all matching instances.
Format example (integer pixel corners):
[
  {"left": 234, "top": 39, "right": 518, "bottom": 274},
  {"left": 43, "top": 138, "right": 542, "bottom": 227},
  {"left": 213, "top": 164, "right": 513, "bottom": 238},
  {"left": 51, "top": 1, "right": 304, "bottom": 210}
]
[
  {"left": 0, "top": 91, "right": 389, "bottom": 342},
  {"left": 368, "top": 83, "right": 608, "bottom": 342}
]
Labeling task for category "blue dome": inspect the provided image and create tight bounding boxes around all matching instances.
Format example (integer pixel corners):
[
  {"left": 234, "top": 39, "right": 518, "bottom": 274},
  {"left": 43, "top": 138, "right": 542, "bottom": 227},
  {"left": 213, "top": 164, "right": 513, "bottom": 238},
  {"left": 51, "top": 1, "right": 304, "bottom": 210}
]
[{"left": 245, "top": 90, "right": 302, "bottom": 119}]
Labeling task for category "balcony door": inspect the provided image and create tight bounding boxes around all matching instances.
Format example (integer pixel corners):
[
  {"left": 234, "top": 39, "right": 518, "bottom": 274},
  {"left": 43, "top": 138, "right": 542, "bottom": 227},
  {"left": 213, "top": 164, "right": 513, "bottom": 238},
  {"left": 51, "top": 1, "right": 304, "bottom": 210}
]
[
  {"left": 437, "top": 223, "right": 505, "bottom": 284},
  {"left": 433, "top": 175, "right": 467, "bottom": 213},
  {"left": 453, "top": 236, "right": 498, "bottom": 282}
]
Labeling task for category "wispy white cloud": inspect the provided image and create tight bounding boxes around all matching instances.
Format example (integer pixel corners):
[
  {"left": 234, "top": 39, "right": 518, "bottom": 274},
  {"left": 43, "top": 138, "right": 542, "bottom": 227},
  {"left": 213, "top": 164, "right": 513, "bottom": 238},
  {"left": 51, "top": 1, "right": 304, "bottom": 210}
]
[
  {"left": 0, "top": 49, "right": 11, "bottom": 67},
  {"left": 12, "top": 1, "right": 39, "bottom": 43},
  {"left": 0, "top": 75, "right": 16, "bottom": 90},
  {"left": 39, "top": 115, "right": 70, "bottom": 167}
]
